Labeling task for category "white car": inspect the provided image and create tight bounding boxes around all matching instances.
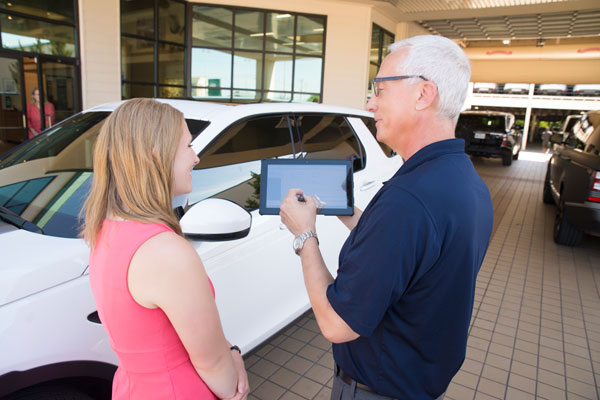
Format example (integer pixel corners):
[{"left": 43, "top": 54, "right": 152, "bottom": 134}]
[
  {"left": 0, "top": 100, "right": 402, "bottom": 399},
  {"left": 502, "top": 83, "right": 529, "bottom": 94}
]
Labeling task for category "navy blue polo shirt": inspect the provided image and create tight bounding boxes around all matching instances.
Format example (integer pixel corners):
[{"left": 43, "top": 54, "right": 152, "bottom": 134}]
[{"left": 326, "top": 138, "right": 493, "bottom": 399}]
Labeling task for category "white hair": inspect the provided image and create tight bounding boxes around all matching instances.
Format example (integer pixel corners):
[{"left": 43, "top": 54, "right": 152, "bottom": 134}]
[{"left": 388, "top": 35, "right": 471, "bottom": 122}]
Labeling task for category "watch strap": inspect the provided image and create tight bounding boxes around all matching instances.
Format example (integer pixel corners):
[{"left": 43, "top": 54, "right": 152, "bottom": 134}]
[{"left": 294, "top": 231, "right": 319, "bottom": 255}]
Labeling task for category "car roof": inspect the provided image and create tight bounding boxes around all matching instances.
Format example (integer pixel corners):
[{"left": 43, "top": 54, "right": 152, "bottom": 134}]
[{"left": 85, "top": 99, "right": 373, "bottom": 121}]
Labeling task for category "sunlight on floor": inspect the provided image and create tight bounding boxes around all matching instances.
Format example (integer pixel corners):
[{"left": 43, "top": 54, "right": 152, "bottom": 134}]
[{"left": 519, "top": 150, "right": 551, "bottom": 163}]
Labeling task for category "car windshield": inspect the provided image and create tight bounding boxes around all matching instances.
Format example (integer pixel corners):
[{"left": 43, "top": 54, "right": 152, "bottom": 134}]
[
  {"left": 458, "top": 115, "right": 506, "bottom": 132},
  {"left": 0, "top": 111, "right": 209, "bottom": 238}
]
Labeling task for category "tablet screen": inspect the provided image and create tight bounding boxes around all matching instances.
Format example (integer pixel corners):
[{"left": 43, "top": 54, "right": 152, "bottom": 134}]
[{"left": 259, "top": 159, "right": 354, "bottom": 215}]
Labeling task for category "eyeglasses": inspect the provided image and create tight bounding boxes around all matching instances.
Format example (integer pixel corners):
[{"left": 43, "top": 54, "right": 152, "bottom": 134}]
[{"left": 371, "top": 75, "right": 429, "bottom": 97}]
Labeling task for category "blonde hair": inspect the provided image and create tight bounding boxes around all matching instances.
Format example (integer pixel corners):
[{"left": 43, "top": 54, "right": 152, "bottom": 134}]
[{"left": 82, "top": 98, "right": 184, "bottom": 249}]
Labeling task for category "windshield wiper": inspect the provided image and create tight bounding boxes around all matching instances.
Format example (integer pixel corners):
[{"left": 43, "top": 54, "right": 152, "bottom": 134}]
[{"left": 0, "top": 205, "right": 44, "bottom": 234}]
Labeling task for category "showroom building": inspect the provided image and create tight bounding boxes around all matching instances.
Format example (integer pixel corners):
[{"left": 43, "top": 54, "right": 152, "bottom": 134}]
[{"left": 0, "top": 0, "right": 598, "bottom": 151}]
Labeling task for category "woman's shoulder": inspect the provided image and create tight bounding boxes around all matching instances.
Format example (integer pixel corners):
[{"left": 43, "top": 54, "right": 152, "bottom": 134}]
[{"left": 134, "top": 229, "right": 198, "bottom": 268}]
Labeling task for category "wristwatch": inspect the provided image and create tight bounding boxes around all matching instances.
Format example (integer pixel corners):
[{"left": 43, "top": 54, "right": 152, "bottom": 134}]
[{"left": 293, "top": 231, "right": 319, "bottom": 255}]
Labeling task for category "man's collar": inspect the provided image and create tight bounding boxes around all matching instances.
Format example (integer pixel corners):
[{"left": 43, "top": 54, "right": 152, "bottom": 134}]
[{"left": 389, "top": 138, "right": 465, "bottom": 180}]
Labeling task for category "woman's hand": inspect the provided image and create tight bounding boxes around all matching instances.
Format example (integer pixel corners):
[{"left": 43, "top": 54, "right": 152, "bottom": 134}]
[{"left": 223, "top": 351, "right": 249, "bottom": 400}]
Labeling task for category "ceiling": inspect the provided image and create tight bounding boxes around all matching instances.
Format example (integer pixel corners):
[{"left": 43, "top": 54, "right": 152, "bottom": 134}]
[{"left": 364, "top": 0, "right": 600, "bottom": 43}]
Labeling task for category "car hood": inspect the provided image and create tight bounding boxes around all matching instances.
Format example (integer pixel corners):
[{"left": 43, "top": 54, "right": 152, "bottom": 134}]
[{"left": 0, "top": 222, "right": 90, "bottom": 306}]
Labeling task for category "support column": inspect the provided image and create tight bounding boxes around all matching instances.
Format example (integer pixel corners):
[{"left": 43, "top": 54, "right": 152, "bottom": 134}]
[
  {"left": 522, "top": 107, "right": 532, "bottom": 151},
  {"left": 520, "top": 83, "right": 536, "bottom": 151}
]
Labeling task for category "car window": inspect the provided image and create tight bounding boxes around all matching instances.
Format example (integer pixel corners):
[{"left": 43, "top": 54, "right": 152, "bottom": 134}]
[
  {"left": 457, "top": 114, "right": 506, "bottom": 132},
  {"left": 292, "top": 114, "right": 366, "bottom": 172},
  {"left": 360, "top": 116, "right": 395, "bottom": 157},
  {"left": 190, "top": 114, "right": 294, "bottom": 210}
]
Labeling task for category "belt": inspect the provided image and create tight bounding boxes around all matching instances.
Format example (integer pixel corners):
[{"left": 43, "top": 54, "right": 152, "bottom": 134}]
[{"left": 337, "top": 367, "right": 378, "bottom": 395}]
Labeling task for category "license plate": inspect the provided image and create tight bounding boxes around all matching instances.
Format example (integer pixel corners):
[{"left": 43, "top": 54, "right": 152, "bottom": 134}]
[{"left": 474, "top": 132, "right": 486, "bottom": 139}]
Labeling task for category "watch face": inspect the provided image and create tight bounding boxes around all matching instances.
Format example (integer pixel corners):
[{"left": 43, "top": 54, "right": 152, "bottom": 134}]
[{"left": 293, "top": 236, "right": 302, "bottom": 251}]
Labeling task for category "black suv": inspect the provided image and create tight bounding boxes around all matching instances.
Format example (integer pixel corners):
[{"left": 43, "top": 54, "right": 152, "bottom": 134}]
[
  {"left": 455, "top": 111, "right": 522, "bottom": 166},
  {"left": 543, "top": 110, "right": 600, "bottom": 245}
]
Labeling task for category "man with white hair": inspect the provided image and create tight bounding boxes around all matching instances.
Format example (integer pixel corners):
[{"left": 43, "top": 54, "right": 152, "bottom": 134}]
[{"left": 280, "top": 35, "right": 493, "bottom": 400}]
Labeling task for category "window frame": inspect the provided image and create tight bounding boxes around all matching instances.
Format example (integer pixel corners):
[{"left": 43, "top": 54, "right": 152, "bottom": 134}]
[
  {"left": 188, "top": 3, "right": 326, "bottom": 104},
  {"left": 120, "top": 0, "right": 188, "bottom": 98},
  {"left": 368, "top": 23, "right": 394, "bottom": 96}
]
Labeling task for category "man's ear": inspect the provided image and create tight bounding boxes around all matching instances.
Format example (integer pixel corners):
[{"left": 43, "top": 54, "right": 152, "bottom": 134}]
[{"left": 415, "top": 81, "right": 438, "bottom": 111}]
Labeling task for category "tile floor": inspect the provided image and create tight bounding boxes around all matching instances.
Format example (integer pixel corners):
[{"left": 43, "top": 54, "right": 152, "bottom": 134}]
[{"left": 245, "top": 147, "right": 600, "bottom": 400}]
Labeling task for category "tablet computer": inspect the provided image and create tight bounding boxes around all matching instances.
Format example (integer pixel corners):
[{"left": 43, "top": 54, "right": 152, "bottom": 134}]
[{"left": 259, "top": 158, "right": 354, "bottom": 216}]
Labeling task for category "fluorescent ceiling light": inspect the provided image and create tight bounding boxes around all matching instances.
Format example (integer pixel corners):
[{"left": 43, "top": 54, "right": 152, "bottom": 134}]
[
  {"left": 276, "top": 14, "right": 291, "bottom": 19},
  {"left": 313, "top": 28, "right": 324, "bottom": 32},
  {"left": 249, "top": 32, "right": 274, "bottom": 37}
]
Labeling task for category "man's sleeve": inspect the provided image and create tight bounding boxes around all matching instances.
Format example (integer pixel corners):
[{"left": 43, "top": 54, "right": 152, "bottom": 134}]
[{"left": 326, "top": 188, "right": 441, "bottom": 337}]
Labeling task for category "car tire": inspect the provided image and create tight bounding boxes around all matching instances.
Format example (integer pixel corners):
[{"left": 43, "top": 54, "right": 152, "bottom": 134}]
[
  {"left": 554, "top": 199, "right": 583, "bottom": 246},
  {"left": 501, "top": 149, "right": 512, "bottom": 166},
  {"left": 543, "top": 167, "right": 554, "bottom": 204},
  {"left": 1, "top": 383, "right": 95, "bottom": 400}
]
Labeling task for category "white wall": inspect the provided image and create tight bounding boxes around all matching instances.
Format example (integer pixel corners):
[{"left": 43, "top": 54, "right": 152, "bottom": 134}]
[{"left": 79, "top": 0, "right": 121, "bottom": 109}]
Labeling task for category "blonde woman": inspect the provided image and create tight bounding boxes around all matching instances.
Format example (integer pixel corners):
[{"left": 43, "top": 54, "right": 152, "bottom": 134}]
[{"left": 82, "top": 98, "right": 249, "bottom": 400}]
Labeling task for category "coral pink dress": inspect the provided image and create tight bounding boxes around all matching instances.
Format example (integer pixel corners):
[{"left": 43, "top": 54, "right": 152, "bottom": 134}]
[{"left": 89, "top": 220, "right": 217, "bottom": 399}]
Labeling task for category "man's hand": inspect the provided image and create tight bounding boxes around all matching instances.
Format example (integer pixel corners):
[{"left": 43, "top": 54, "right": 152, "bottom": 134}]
[
  {"left": 224, "top": 351, "right": 249, "bottom": 400},
  {"left": 280, "top": 189, "right": 317, "bottom": 236}
]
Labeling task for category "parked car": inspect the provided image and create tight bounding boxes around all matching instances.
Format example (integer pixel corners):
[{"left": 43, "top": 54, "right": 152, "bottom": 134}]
[
  {"left": 455, "top": 110, "right": 522, "bottom": 166},
  {"left": 537, "top": 83, "right": 568, "bottom": 96},
  {"left": 502, "top": 83, "right": 529, "bottom": 94},
  {"left": 543, "top": 110, "right": 600, "bottom": 246},
  {"left": 0, "top": 100, "right": 402, "bottom": 399},
  {"left": 473, "top": 82, "right": 498, "bottom": 93},
  {"left": 572, "top": 84, "right": 600, "bottom": 97}
]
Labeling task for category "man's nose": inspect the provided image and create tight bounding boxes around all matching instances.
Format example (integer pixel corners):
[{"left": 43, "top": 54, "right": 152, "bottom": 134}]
[{"left": 366, "top": 95, "right": 377, "bottom": 112}]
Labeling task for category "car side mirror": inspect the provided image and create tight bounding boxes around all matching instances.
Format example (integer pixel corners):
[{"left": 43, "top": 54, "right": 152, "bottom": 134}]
[{"left": 181, "top": 198, "right": 251, "bottom": 241}]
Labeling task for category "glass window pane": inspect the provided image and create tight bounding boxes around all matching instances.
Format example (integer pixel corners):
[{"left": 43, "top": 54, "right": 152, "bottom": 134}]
[
  {"left": 368, "top": 63, "right": 378, "bottom": 94},
  {"left": 265, "top": 12, "right": 293, "bottom": 53},
  {"left": 192, "top": 87, "right": 231, "bottom": 102},
  {"left": 296, "top": 115, "right": 365, "bottom": 171},
  {"left": 198, "top": 115, "right": 293, "bottom": 168},
  {"left": 264, "top": 53, "right": 292, "bottom": 92},
  {"left": 158, "top": 42, "right": 184, "bottom": 85},
  {"left": 382, "top": 31, "right": 394, "bottom": 58},
  {"left": 192, "top": 48, "right": 231, "bottom": 88},
  {"left": 264, "top": 92, "right": 291, "bottom": 102},
  {"left": 158, "top": 0, "right": 185, "bottom": 44},
  {"left": 192, "top": 114, "right": 294, "bottom": 210},
  {"left": 121, "top": 82, "right": 155, "bottom": 99},
  {"left": 159, "top": 85, "right": 184, "bottom": 98},
  {"left": 41, "top": 61, "right": 76, "bottom": 126},
  {"left": 120, "top": 0, "right": 154, "bottom": 38},
  {"left": 233, "top": 90, "right": 261, "bottom": 102},
  {"left": 0, "top": 0, "right": 75, "bottom": 24},
  {"left": 296, "top": 15, "right": 324, "bottom": 56},
  {"left": 1, "top": 14, "right": 75, "bottom": 57},
  {"left": 234, "top": 10, "right": 264, "bottom": 50},
  {"left": 192, "top": 5, "right": 232, "bottom": 48},
  {"left": 233, "top": 51, "right": 262, "bottom": 90},
  {"left": 121, "top": 36, "right": 155, "bottom": 83},
  {"left": 294, "top": 56, "right": 322, "bottom": 93},
  {"left": 370, "top": 25, "right": 381, "bottom": 64},
  {"left": 293, "top": 93, "right": 320, "bottom": 103},
  {"left": 0, "top": 57, "right": 25, "bottom": 144}
]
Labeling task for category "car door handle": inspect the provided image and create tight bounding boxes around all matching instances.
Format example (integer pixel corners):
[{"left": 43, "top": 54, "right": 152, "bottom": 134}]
[{"left": 360, "top": 181, "right": 376, "bottom": 191}]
